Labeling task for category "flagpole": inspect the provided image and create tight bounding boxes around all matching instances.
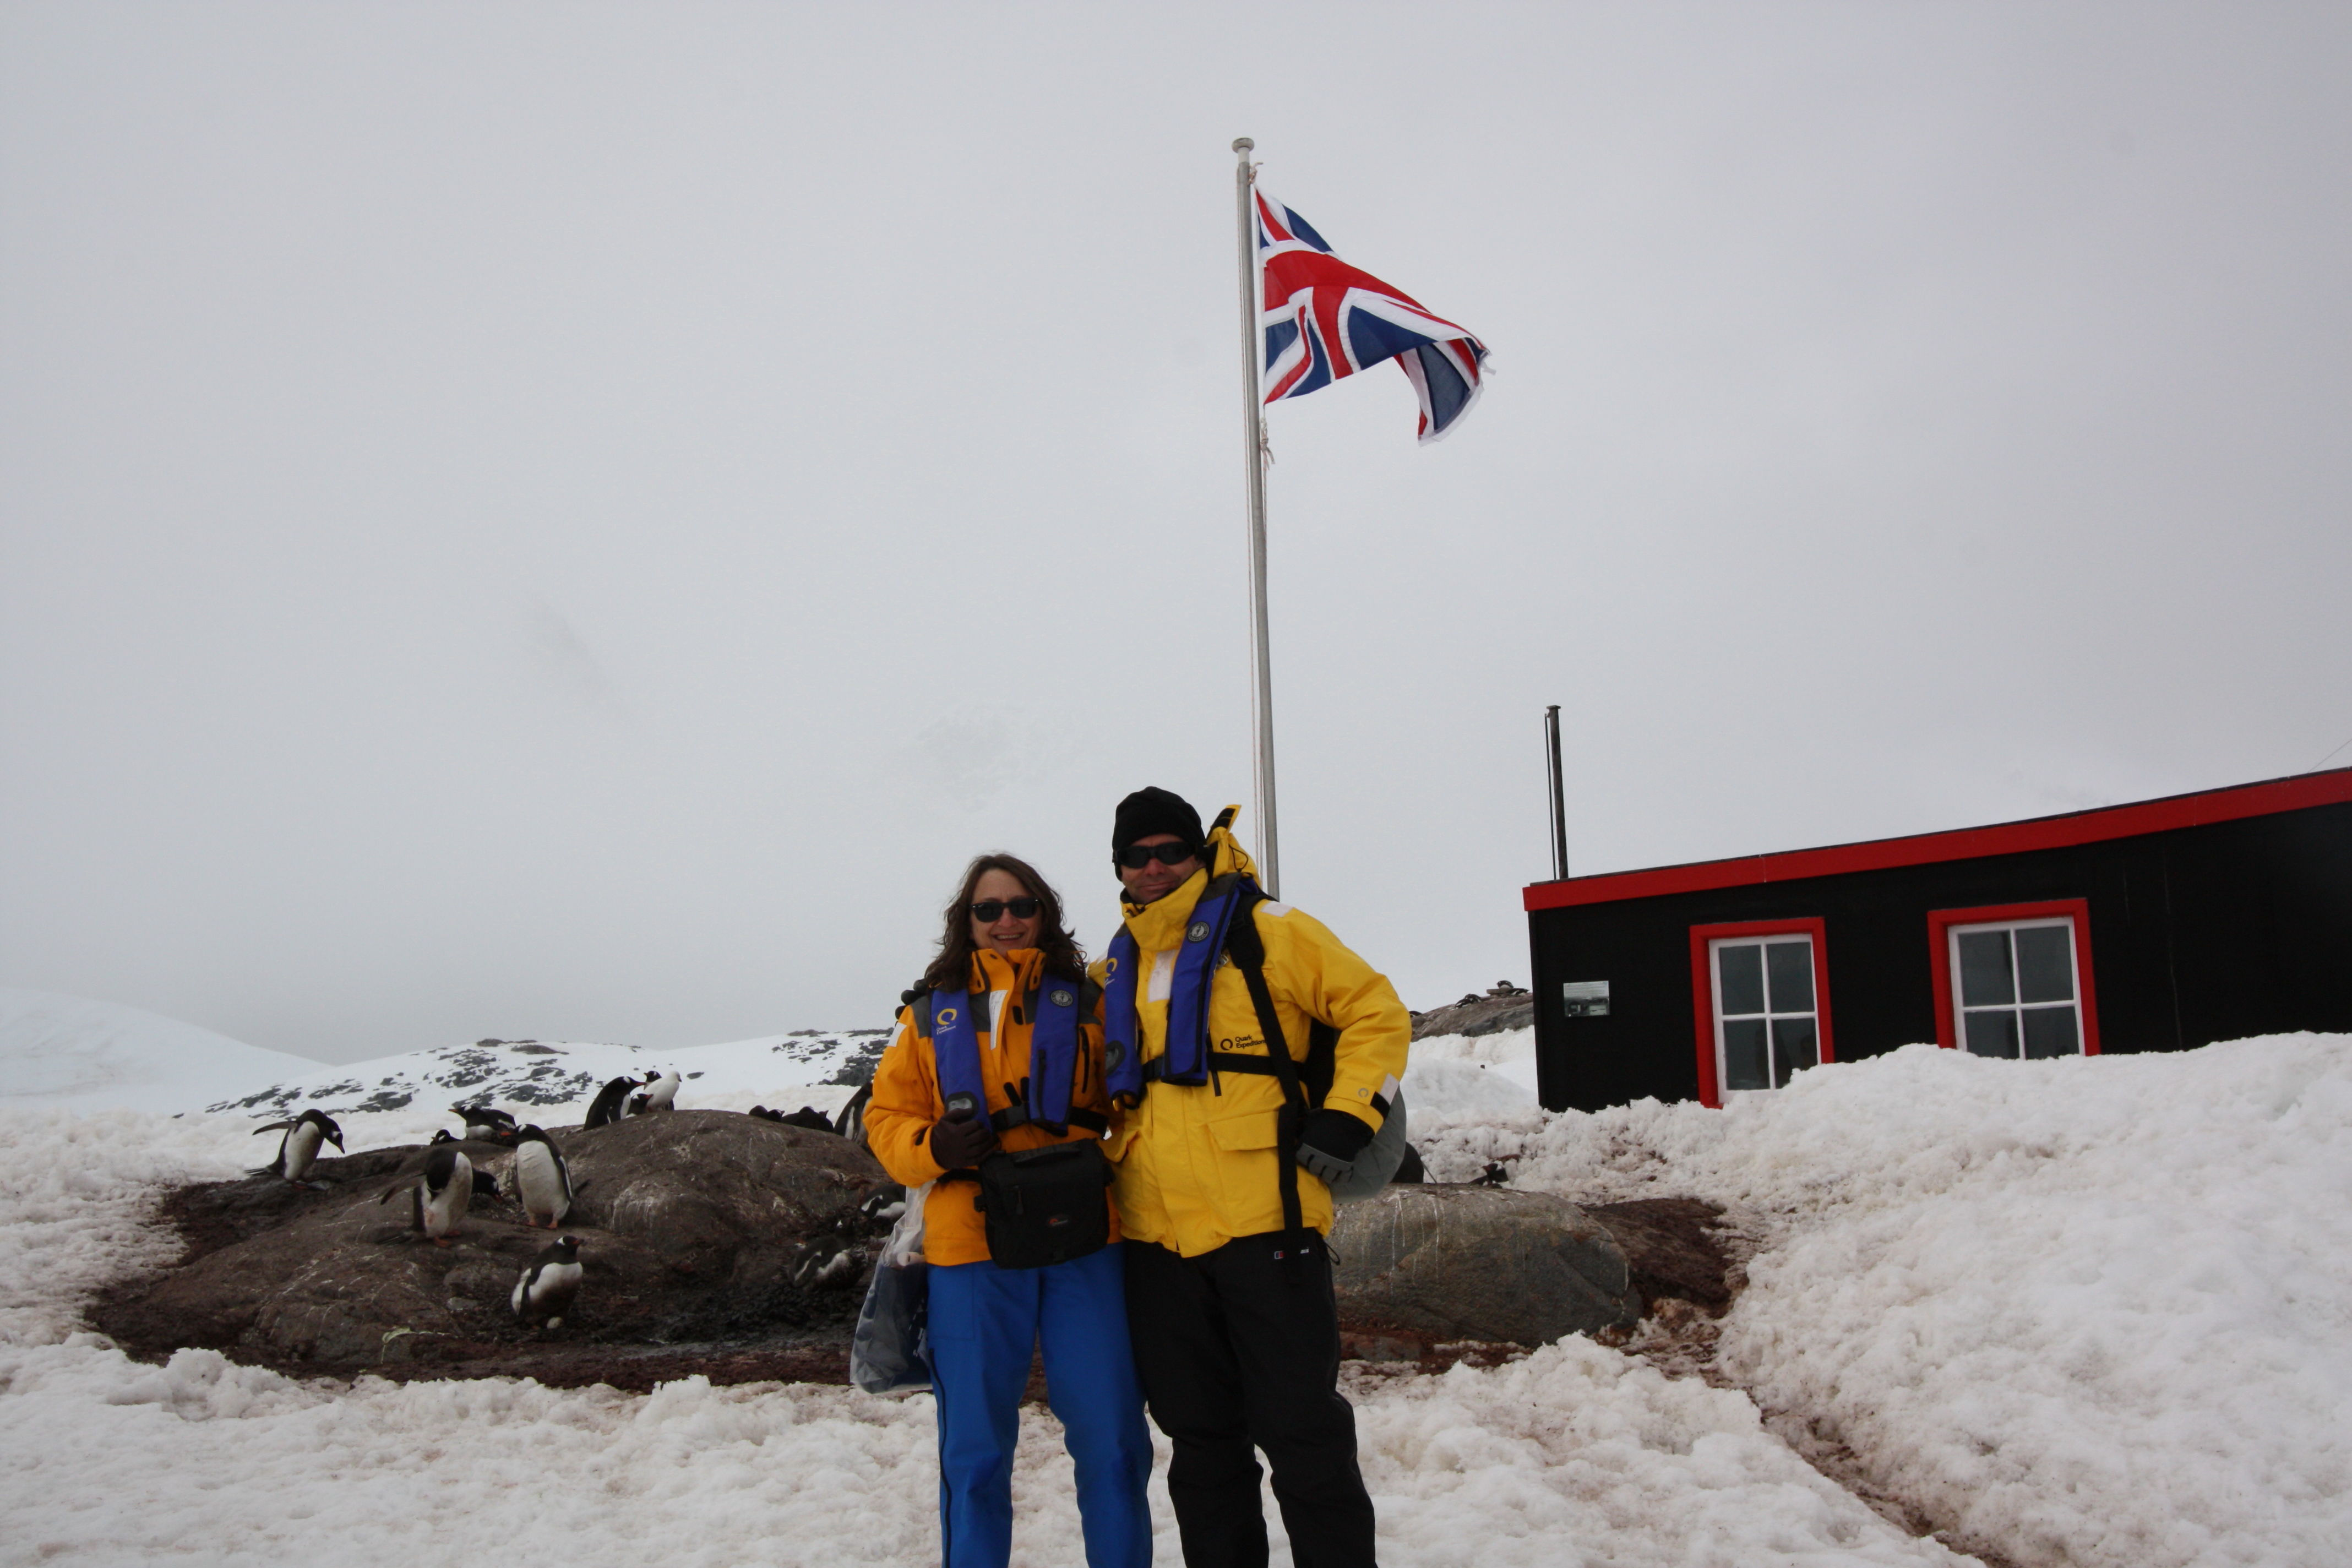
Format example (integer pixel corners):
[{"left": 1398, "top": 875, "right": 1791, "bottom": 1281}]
[{"left": 1233, "top": 135, "right": 1280, "bottom": 898}]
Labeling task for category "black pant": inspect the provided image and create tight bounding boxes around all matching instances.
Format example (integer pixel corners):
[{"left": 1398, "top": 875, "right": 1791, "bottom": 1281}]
[{"left": 1124, "top": 1233, "right": 1378, "bottom": 1568}]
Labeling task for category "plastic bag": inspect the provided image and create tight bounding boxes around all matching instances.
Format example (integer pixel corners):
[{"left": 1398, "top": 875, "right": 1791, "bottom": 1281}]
[{"left": 850, "top": 1180, "right": 932, "bottom": 1395}]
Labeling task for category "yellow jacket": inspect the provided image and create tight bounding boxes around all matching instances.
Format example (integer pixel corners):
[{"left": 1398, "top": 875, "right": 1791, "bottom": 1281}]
[
  {"left": 865, "top": 946, "right": 1120, "bottom": 1268},
  {"left": 1088, "top": 819, "right": 1411, "bottom": 1259}
]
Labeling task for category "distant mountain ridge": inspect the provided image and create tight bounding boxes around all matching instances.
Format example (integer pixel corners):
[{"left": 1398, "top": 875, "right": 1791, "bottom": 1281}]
[
  {"left": 0, "top": 988, "right": 891, "bottom": 1120},
  {"left": 0, "top": 989, "right": 326, "bottom": 1116},
  {"left": 202, "top": 1029, "right": 891, "bottom": 1120}
]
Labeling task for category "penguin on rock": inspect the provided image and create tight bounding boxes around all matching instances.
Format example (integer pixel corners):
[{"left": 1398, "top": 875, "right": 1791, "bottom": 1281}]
[
  {"left": 511, "top": 1234, "right": 582, "bottom": 1330},
  {"left": 638, "top": 1068, "right": 682, "bottom": 1113},
  {"left": 511, "top": 1124, "right": 574, "bottom": 1228},
  {"left": 583, "top": 1075, "right": 636, "bottom": 1129},
  {"left": 451, "top": 1103, "right": 518, "bottom": 1142},
  {"left": 381, "top": 1144, "right": 472, "bottom": 1245},
  {"left": 251, "top": 1109, "right": 344, "bottom": 1185}
]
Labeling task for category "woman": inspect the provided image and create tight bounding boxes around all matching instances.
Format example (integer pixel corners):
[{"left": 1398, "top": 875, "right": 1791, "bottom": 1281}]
[{"left": 865, "top": 853, "right": 1153, "bottom": 1568}]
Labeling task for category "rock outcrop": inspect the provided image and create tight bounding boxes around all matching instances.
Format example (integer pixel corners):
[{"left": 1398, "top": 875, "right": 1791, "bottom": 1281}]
[
  {"left": 1331, "top": 1183, "right": 1641, "bottom": 1349},
  {"left": 1411, "top": 982, "right": 1534, "bottom": 1040},
  {"left": 94, "top": 1110, "right": 890, "bottom": 1382}
]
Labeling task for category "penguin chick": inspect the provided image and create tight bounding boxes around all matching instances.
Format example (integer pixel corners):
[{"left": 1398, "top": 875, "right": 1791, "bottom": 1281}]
[
  {"left": 778, "top": 1106, "right": 837, "bottom": 1133},
  {"left": 511, "top": 1124, "right": 574, "bottom": 1228},
  {"left": 413, "top": 1144, "right": 472, "bottom": 1245},
  {"left": 511, "top": 1234, "right": 582, "bottom": 1330},
  {"left": 452, "top": 1103, "right": 518, "bottom": 1142},
  {"left": 582, "top": 1075, "right": 636, "bottom": 1129},
  {"left": 252, "top": 1109, "right": 345, "bottom": 1184},
  {"left": 639, "top": 1069, "right": 681, "bottom": 1113}
]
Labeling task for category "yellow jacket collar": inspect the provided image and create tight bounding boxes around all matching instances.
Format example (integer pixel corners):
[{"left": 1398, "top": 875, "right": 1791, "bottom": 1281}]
[
  {"left": 1120, "top": 805, "right": 1257, "bottom": 949},
  {"left": 968, "top": 947, "right": 1045, "bottom": 994}
]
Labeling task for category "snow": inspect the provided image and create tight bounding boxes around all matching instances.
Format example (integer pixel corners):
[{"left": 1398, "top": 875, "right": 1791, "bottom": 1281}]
[
  {"left": 4, "top": 1022, "right": 2348, "bottom": 1565},
  {"left": 1401, "top": 1025, "right": 1545, "bottom": 1119},
  {"left": 1410, "top": 1031, "right": 2352, "bottom": 1567},
  {"left": 0, "top": 988, "right": 325, "bottom": 1116}
]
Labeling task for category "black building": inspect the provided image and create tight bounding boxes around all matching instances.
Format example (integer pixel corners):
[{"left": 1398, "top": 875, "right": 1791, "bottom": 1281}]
[{"left": 1523, "top": 768, "right": 2352, "bottom": 1113}]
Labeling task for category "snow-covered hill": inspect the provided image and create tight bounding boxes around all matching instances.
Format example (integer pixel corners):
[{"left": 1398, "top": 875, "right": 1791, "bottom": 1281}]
[
  {"left": 200, "top": 1028, "right": 891, "bottom": 1127},
  {"left": 0, "top": 990, "right": 326, "bottom": 1117}
]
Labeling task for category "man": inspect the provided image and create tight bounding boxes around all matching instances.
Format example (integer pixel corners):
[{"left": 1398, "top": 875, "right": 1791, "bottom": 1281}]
[{"left": 1092, "top": 786, "right": 1410, "bottom": 1568}]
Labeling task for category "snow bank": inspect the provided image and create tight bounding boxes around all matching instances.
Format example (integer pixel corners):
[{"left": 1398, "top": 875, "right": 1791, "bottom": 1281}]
[
  {"left": 0, "top": 989, "right": 324, "bottom": 1116},
  {"left": 1413, "top": 1034, "right": 2352, "bottom": 1568},
  {"left": 1403, "top": 1025, "right": 1543, "bottom": 1120}
]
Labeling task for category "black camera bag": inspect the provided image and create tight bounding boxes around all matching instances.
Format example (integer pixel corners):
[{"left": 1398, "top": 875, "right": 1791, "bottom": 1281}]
[{"left": 973, "top": 1140, "right": 1112, "bottom": 1270}]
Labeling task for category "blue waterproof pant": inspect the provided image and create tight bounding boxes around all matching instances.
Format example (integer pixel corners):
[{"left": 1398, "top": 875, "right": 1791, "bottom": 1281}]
[{"left": 927, "top": 1243, "right": 1153, "bottom": 1568}]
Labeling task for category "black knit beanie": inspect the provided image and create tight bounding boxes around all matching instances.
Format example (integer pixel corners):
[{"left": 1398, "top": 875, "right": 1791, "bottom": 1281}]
[{"left": 1111, "top": 786, "right": 1205, "bottom": 860}]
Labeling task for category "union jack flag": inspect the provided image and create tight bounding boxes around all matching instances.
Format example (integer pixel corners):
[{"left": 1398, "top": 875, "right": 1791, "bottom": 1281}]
[{"left": 1256, "top": 190, "right": 1488, "bottom": 443}]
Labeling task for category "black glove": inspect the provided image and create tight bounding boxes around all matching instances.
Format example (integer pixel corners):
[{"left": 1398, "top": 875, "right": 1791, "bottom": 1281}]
[
  {"left": 928, "top": 1107, "right": 998, "bottom": 1170},
  {"left": 1295, "top": 1108, "right": 1374, "bottom": 1186}
]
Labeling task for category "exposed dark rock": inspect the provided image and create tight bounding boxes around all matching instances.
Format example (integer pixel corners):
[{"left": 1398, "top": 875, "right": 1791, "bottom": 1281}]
[
  {"left": 91, "top": 1111, "right": 892, "bottom": 1384},
  {"left": 1582, "top": 1197, "right": 1735, "bottom": 1317},
  {"left": 1411, "top": 984, "right": 1535, "bottom": 1040},
  {"left": 1330, "top": 1183, "right": 1641, "bottom": 1349}
]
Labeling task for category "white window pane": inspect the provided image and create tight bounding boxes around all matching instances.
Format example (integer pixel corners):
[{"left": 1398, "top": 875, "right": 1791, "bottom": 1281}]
[
  {"left": 1958, "top": 930, "right": 2015, "bottom": 1006},
  {"left": 1772, "top": 1016, "right": 1819, "bottom": 1085},
  {"left": 1964, "top": 1010, "right": 2019, "bottom": 1058},
  {"left": 1718, "top": 944, "right": 1765, "bottom": 1016},
  {"left": 2022, "top": 1005, "right": 2080, "bottom": 1058},
  {"left": 1722, "top": 1018, "right": 1770, "bottom": 1090},
  {"left": 2015, "top": 925, "right": 2075, "bottom": 1005},
  {"left": 1765, "top": 940, "right": 1815, "bottom": 1015}
]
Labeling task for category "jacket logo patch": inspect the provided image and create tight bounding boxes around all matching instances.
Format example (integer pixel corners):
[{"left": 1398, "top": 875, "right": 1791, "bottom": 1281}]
[
  {"left": 937, "top": 1008, "right": 958, "bottom": 1027},
  {"left": 1216, "top": 1035, "right": 1265, "bottom": 1053},
  {"left": 1186, "top": 922, "right": 1211, "bottom": 943},
  {"left": 1048, "top": 988, "right": 1075, "bottom": 1008}
]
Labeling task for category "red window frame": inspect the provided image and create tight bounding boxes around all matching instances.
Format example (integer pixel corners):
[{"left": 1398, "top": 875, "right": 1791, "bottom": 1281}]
[
  {"left": 1926, "top": 899, "right": 2100, "bottom": 1056},
  {"left": 1689, "top": 918, "right": 1834, "bottom": 1108}
]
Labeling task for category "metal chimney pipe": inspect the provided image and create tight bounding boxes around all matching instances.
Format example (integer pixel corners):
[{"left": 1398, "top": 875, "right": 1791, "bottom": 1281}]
[{"left": 1544, "top": 704, "right": 1569, "bottom": 882}]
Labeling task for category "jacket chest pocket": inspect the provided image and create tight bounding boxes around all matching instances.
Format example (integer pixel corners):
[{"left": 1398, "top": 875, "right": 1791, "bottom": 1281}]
[{"left": 1207, "top": 1111, "right": 1281, "bottom": 1155}]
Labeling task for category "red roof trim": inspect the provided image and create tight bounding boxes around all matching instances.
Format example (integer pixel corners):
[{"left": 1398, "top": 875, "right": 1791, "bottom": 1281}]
[{"left": 1525, "top": 767, "right": 2352, "bottom": 912}]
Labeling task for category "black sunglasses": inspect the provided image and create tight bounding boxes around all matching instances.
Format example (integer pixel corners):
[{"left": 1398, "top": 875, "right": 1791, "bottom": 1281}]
[
  {"left": 1117, "top": 842, "right": 1199, "bottom": 870},
  {"left": 971, "top": 897, "right": 1042, "bottom": 922}
]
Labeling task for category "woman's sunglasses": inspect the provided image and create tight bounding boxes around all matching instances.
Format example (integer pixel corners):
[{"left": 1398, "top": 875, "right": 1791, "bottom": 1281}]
[
  {"left": 1117, "top": 842, "right": 1198, "bottom": 870},
  {"left": 971, "top": 897, "right": 1042, "bottom": 922}
]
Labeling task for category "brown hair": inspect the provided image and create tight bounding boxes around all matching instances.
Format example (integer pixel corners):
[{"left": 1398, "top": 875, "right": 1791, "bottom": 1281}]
[{"left": 917, "top": 852, "right": 1088, "bottom": 994}]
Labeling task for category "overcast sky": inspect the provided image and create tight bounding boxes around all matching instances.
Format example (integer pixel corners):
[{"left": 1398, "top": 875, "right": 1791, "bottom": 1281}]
[{"left": 4, "top": 3, "right": 2348, "bottom": 1065}]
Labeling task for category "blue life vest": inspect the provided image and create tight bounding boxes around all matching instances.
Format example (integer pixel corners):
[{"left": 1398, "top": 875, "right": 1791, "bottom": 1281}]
[
  {"left": 1103, "top": 876, "right": 1258, "bottom": 1103},
  {"left": 929, "top": 976, "right": 1086, "bottom": 1134}
]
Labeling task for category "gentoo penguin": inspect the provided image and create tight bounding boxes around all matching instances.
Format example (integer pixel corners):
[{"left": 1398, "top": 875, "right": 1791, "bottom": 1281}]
[
  {"left": 778, "top": 1105, "right": 836, "bottom": 1133},
  {"left": 511, "top": 1124, "right": 574, "bottom": 1228},
  {"left": 833, "top": 1081, "right": 873, "bottom": 1147},
  {"left": 583, "top": 1075, "right": 636, "bottom": 1129},
  {"left": 378, "top": 1144, "right": 471, "bottom": 1245},
  {"left": 451, "top": 1103, "right": 518, "bottom": 1142},
  {"left": 251, "top": 1109, "right": 345, "bottom": 1184},
  {"left": 511, "top": 1234, "right": 582, "bottom": 1330},
  {"left": 639, "top": 1068, "right": 682, "bottom": 1113}
]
